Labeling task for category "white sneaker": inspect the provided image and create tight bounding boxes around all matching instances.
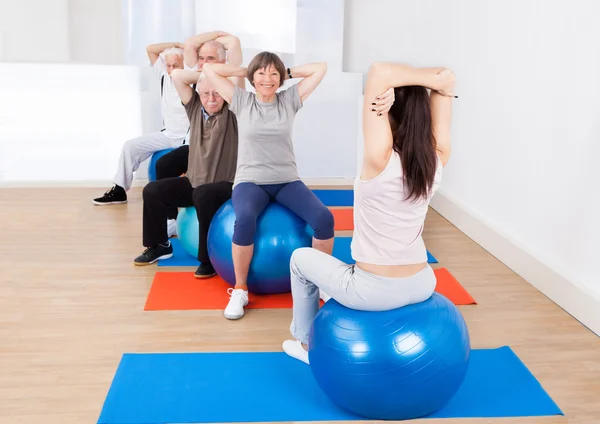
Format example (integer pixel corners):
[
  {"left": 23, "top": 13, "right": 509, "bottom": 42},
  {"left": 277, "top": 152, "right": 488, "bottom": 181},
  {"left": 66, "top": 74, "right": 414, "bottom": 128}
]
[
  {"left": 224, "top": 288, "right": 249, "bottom": 320},
  {"left": 283, "top": 340, "right": 309, "bottom": 364},
  {"left": 167, "top": 219, "right": 177, "bottom": 237}
]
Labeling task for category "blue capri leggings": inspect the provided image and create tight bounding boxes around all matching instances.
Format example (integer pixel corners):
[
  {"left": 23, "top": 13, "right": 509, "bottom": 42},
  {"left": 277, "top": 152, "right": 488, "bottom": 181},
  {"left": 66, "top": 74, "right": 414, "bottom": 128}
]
[{"left": 231, "top": 181, "right": 335, "bottom": 246}]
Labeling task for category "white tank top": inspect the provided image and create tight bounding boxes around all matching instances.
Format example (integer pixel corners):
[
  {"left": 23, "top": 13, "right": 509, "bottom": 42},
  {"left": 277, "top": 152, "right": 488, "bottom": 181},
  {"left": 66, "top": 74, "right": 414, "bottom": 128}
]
[{"left": 351, "top": 150, "right": 443, "bottom": 265}]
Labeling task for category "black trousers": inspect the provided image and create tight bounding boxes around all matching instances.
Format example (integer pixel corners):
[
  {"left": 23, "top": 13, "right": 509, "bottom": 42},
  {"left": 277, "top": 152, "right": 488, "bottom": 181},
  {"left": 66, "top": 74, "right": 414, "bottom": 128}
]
[
  {"left": 142, "top": 176, "right": 233, "bottom": 263},
  {"left": 154, "top": 145, "right": 190, "bottom": 220},
  {"left": 155, "top": 145, "right": 189, "bottom": 180}
]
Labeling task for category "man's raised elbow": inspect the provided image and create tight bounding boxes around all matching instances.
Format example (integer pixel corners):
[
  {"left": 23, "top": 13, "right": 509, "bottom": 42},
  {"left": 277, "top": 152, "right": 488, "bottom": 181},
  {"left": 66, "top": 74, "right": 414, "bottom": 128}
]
[{"left": 170, "top": 69, "right": 184, "bottom": 80}]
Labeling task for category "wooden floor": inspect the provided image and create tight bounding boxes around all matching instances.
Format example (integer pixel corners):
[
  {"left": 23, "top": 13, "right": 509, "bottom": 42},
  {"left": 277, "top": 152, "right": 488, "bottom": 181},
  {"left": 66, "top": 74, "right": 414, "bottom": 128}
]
[{"left": 1, "top": 187, "right": 599, "bottom": 424}]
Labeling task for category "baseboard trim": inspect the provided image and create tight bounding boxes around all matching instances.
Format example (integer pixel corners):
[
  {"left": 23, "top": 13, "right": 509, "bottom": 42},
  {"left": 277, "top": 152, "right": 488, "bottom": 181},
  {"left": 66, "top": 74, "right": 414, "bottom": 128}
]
[
  {"left": 0, "top": 178, "right": 355, "bottom": 188},
  {"left": 430, "top": 189, "right": 600, "bottom": 337}
]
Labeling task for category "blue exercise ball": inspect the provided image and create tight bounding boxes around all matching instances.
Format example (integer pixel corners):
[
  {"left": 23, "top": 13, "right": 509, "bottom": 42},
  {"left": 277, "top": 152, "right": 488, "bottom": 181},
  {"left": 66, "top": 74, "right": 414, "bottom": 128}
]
[
  {"left": 148, "top": 148, "right": 175, "bottom": 182},
  {"left": 309, "top": 293, "right": 470, "bottom": 420},
  {"left": 176, "top": 206, "right": 199, "bottom": 259},
  {"left": 207, "top": 200, "right": 312, "bottom": 294}
]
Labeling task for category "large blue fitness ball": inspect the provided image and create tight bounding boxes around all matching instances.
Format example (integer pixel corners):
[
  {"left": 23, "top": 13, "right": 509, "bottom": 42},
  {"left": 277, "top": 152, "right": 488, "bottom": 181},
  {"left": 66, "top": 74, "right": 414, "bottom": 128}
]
[
  {"left": 207, "top": 200, "right": 312, "bottom": 294},
  {"left": 148, "top": 148, "right": 175, "bottom": 182},
  {"left": 176, "top": 206, "right": 199, "bottom": 258},
  {"left": 309, "top": 293, "right": 471, "bottom": 420}
]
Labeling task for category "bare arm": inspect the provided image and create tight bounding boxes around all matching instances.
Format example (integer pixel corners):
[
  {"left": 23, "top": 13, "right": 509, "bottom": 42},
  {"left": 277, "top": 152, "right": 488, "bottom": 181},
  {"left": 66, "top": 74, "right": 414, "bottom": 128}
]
[
  {"left": 170, "top": 69, "right": 202, "bottom": 105},
  {"left": 183, "top": 31, "right": 220, "bottom": 68},
  {"left": 365, "top": 62, "right": 445, "bottom": 99},
  {"left": 214, "top": 35, "right": 245, "bottom": 89},
  {"left": 146, "top": 42, "right": 184, "bottom": 65},
  {"left": 215, "top": 35, "right": 242, "bottom": 66},
  {"left": 202, "top": 63, "right": 247, "bottom": 104},
  {"left": 287, "top": 62, "right": 327, "bottom": 102},
  {"left": 430, "top": 90, "right": 453, "bottom": 166},
  {"left": 183, "top": 31, "right": 227, "bottom": 68},
  {"left": 421, "top": 67, "right": 447, "bottom": 74},
  {"left": 361, "top": 62, "right": 450, "bottom": 172}
]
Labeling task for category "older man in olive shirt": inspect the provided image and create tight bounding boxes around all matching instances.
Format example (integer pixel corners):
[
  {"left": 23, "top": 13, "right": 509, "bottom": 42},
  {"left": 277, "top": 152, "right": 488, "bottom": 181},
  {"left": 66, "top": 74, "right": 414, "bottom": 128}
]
[{"left": 134, "top": 69, "right": 242, "bottom": 278}]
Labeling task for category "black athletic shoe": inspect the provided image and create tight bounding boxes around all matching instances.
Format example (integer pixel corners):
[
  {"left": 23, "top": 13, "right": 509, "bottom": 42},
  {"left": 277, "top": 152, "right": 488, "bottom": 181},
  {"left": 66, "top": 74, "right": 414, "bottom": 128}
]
[
  {"left": 195, "top": 262, "right": 216, "bottom": 279},
  {"left": 134, "top": 243, "right": 173, "bottom": 266},
  {"left": 93, "top": 185, "right": 127, "bottom": 205}
]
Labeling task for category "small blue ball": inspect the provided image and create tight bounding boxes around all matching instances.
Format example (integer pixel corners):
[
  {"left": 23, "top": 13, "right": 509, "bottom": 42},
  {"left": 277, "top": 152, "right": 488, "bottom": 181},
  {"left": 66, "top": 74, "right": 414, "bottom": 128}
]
[
  {"left": 176, "top": 206, "right": 199, "bottom": 259},
  {"left": 148, "top": 148, "right": 175, "bottom": 182}
]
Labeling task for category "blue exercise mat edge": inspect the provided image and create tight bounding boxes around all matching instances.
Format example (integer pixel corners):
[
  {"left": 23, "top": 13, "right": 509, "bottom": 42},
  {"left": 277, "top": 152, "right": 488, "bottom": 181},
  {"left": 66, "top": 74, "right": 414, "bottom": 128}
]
[
  {"left": 312, "top": 189, "right": 354, "bottom": 206},
  {"left": 97, "top": 346, "right": 563, "bottom": 423},
  {"left": 157, "top": 238, "right": 200, "bottom": 267}
]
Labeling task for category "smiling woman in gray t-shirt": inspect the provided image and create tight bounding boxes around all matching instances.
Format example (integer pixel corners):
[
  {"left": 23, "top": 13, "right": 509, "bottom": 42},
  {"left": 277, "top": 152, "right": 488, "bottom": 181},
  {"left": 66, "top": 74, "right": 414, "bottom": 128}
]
[
  {"left": 203, "top": 52, "right": 334, "bottom": 320},
  {"left": 229, "top": 83, "right": 301, "bottom": 186}
]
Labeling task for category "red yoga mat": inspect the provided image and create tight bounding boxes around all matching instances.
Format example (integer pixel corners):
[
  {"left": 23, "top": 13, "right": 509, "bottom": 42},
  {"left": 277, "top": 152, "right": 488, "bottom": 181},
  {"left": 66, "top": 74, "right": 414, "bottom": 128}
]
[
  {"left": 144, "top": 267, "right": 475, "bottom": 311},
  {"left": 331, "top": 208, "right": 354, "bottom": 231}
]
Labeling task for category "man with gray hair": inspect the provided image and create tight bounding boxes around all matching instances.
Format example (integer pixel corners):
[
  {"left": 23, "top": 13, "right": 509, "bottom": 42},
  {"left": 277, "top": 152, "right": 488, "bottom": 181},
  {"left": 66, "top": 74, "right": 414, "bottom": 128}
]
[
  {"left": 93, "top": 42, "right": 189, "bottom": 208},
  {"left": 184, "top": 30, "right": 232, "bottom": 70},
  {"left": 151, "top": 31, "right": 240, "bottom": 182},
  {"left": 133, "top": 34, "right": 244, "bottom": 280}
]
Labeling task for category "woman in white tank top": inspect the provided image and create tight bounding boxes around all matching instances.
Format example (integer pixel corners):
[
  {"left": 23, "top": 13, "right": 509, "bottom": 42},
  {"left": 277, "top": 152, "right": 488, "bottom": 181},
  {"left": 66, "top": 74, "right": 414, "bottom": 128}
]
[{"left": 283, "top": 61, "right": 457, "bottom": 364}]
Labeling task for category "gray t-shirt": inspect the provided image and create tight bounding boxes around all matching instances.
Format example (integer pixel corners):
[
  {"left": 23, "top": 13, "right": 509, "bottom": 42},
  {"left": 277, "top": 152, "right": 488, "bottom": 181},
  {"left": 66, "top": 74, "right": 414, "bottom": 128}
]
[{"left": 229, "top": 84, "right": 303, "bottom": 186}]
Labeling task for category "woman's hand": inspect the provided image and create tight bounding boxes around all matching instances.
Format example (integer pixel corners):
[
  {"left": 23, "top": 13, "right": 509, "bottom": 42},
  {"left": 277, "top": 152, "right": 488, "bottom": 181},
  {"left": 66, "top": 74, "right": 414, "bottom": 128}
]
[
  {"left": 436, "top": 69, "right": 457, "bottom": 97},
  {"left": 371, "top": 87, "right": 395, "bottom": 116}
]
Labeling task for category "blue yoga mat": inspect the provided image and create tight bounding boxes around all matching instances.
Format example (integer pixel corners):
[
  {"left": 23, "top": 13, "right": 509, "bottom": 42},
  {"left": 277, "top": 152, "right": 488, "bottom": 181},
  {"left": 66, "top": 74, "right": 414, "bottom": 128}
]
[
  {"left": 333, "top": 236, "right": 438, "bottom": 264},
  {"left": 427, "top": 250, "right": 438, "bottom": 263},
  {"left": 97, "top": 346, "right": 562, "bottom": 423},
  {"left": 312, "top": 189, "right": 354, "bottom": 206},
  {"left": 157, "top": 238, "right": 199, "bottom": 267}
]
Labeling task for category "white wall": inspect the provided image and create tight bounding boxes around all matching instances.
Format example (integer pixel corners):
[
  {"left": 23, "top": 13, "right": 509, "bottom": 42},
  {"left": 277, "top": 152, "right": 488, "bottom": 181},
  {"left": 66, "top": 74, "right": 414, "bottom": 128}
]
[
  {"left": 68, "top": 0, "right": 123, "bottom": 64},
  {"left": 0, "top": 0, "right": 123, "bottom": 64},
  {"left": 344, "top": 0, "right": 600, "bottom": 316},
  {"left": 0, "top": 0, "right": 70, "bottom": 62},
  {"left": 0, "top": 63, "right": 143, "bottom": 182}
]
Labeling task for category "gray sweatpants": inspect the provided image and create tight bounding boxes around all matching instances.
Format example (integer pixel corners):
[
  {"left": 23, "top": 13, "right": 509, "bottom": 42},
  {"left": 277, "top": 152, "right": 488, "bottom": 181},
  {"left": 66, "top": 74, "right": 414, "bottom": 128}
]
[
  {"left": 113, "top": 131, "right": 185, "bottom": 191},
  {"left": 289, "top": 247, "right": 437, "bottom": 345}
]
